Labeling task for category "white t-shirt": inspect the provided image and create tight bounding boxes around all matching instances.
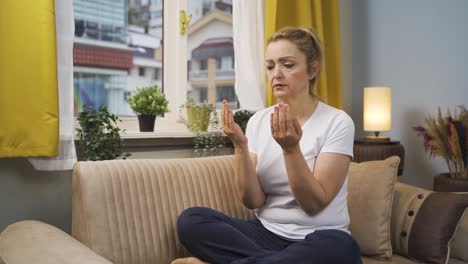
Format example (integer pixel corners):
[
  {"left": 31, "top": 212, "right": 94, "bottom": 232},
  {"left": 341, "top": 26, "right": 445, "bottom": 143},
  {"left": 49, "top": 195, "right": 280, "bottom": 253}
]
[{"left": 245, "top": 101, "right": 355, "bottom": 240}]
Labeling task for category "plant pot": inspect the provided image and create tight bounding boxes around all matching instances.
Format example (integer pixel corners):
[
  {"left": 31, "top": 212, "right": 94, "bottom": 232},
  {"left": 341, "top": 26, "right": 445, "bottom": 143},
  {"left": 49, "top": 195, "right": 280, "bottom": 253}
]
[
  {"left": 186, "top": 106, "right": 210, "bottom": 132},
  {"left": 433, "top": 173, "right": 468, "bottom": 192},
  {"left": 137, "top": 115, "right": 156, "bottom": 132}
]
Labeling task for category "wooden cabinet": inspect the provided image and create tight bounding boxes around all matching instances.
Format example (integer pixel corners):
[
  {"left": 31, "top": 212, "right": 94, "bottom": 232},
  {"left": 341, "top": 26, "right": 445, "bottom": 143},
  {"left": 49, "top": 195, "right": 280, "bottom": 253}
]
[{"left": 353, "top": 140, "right": 405, "bottom": 176}]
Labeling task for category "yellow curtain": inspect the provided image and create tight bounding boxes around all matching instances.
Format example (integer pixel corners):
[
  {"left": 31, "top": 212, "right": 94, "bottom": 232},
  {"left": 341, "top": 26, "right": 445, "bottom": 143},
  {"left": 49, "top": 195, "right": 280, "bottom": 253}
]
[
  {"left": 265, "top": 0, "right": 343, "bottom": 109},
  {"left": 0, "top": 0, "right": 59, "bottom": 157}
]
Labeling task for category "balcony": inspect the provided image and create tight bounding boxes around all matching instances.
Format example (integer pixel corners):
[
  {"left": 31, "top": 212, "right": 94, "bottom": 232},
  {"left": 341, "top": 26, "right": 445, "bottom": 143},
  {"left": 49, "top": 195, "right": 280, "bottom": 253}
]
[
  {"left": 189, "top": 69, "right": 234, "bottom": 80},
  {"left": 189, "top": 70, "right": 208, "bottom": 80},
  {"left": 216, "top": 69, "right": 235, "bottom": 79}
]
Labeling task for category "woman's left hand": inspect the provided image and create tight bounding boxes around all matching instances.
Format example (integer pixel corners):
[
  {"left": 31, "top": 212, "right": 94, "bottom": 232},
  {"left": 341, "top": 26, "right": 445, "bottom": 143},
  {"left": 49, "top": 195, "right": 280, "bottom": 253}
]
[{"left": 271, "top": 103, "right": 303, "bottom": 152}]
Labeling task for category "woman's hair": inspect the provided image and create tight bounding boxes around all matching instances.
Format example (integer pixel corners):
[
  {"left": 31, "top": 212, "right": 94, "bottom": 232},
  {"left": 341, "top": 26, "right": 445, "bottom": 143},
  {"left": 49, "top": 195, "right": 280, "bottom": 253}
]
[{"left": 267, "top": 27, "right": 323, "bottom": 95}]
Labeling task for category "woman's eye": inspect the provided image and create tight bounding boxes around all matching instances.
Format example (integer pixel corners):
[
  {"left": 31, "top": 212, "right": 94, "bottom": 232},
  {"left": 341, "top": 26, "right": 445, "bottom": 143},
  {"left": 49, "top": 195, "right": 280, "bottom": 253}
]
[
  {"left": 266, "top": 65, "right": 274, "bottom": 70},
  {"left": 284, "top": 63, "right": 294, "bottom": 69}
]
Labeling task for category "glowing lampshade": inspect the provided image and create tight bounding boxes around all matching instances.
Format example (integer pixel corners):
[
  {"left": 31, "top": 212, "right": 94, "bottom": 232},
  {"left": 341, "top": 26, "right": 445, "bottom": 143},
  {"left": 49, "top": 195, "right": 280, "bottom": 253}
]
[{"left": 363, "top": 87, "right": 391, "bottom": 141}]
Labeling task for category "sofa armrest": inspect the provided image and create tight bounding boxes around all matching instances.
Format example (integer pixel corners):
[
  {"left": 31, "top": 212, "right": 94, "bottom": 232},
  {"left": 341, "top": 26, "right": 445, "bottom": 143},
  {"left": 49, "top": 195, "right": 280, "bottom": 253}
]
[
  {"left": 391, "top": 182, "right": 468, "bottom": 263},
  {"left": 0, "top": 221, "right": 112, "bottom": 264}
]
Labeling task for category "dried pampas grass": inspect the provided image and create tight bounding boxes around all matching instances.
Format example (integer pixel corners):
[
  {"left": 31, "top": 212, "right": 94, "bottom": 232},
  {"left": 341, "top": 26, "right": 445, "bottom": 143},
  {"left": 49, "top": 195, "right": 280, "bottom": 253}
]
[{"left": 414, "top": 106, "right": 467, "bottom": 179}]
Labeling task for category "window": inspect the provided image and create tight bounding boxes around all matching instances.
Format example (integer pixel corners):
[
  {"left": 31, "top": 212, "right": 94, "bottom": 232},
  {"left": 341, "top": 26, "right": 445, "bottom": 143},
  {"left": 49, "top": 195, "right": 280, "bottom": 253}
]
[
  {"left": 216, "top": 57, "right": 222, "bottom": 70},
  {"left": 154, "top": 68, "right": 161, "bottom": 80},
  {"left": 186, "top": 0, "right": 237, "bottom": 108},
  {"left": 138, "top": 67, "right": 145, "bottom": 77},
  {"left": 199, "top": 59, "right": 208, "bottom": 70},
  {"left": 201, "top": 0, "right": 211, "bottom": 16},
  {"left": 151, "top": 10, "right": 162, "bottom": 19},
  {"left": 73, "top": 0, "right": 238, "bottom": 133},
  {"left": 216, "top": 85, "right": 237, "bottom": 109},
  {"left": 124, "top": 91, "right": 132, "bottom": 102},
  {"left": 73, "top": 0, "right": 162, "bottom": 119}
]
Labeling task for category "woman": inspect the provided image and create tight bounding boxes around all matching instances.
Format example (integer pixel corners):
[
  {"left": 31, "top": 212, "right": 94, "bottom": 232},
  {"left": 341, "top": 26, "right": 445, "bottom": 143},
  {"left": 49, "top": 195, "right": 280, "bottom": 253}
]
[{"left": 172, "top": 27, "right": 361, "bottom": 264}]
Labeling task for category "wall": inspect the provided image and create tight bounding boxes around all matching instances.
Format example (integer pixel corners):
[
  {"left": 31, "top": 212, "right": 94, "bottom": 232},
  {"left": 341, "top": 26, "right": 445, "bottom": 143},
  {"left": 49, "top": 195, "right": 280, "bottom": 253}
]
[
  {"left": 0, "top": 159, "right": 72, "bottom": 233},
  {"left": 352, "top": 0, "right": 468, "bottom": 188}
]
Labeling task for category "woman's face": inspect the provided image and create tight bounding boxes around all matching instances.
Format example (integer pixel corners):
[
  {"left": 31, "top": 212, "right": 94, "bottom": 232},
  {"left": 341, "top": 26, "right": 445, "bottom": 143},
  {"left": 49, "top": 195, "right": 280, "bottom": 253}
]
[{"left": 265, "top": 39, "right": 316, "bottom": 101}]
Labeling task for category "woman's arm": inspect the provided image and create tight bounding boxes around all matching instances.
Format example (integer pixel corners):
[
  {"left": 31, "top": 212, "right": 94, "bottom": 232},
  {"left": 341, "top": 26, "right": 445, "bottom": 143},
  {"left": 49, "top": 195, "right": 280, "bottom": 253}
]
[
  {"left": 222, "top": 101, "right": 265, "bottom": 209},
  {"left": 234, "top": 146, "right": 265, "bottom": 209},
  {"left": 272, "top": 103, "right": 351, "bottom": 215},
  {"left": 283, "top": 150, "right": 350, "bottom": 215}
]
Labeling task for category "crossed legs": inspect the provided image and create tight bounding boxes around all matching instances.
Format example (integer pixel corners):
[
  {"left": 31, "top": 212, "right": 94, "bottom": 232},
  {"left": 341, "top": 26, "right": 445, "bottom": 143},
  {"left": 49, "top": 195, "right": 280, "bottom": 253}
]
[{"left": 173, "top": 207, "right": 361, "bottom": 264}]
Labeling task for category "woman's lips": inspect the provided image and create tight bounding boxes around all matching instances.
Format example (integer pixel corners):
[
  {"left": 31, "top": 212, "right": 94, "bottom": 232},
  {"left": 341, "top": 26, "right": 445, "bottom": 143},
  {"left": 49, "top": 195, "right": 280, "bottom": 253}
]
[{"left": 273, "top": 84, "right": 286, "bottom": 89}]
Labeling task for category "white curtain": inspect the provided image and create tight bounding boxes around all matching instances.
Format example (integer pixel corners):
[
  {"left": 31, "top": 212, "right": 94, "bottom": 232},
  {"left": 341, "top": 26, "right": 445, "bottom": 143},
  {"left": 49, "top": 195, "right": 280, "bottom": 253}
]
[
  {"left": 29, "top": 0, "right": 76, "bottom": 171},
  {"left": 232, "top": 0, "right": 266, "bottom": 110}
]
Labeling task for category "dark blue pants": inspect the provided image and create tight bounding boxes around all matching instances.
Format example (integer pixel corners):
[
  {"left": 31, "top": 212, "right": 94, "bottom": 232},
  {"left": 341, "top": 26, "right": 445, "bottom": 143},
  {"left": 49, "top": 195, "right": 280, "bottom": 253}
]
[{"left": 177, "top": 207, "right": 362, "bottom": 264}]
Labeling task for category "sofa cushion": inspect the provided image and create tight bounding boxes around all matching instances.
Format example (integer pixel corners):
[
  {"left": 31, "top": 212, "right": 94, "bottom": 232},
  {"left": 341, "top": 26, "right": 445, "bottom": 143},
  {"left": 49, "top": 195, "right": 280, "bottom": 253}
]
[
  {"left": 361, "top": 253, "right": 417, "bottom": 264},
  {"left": 451, "top": 209, "right": 468, "bottom": 262},
  {"left": 0, "top": 255, "right": 4, "bottom": 264},
  {"left": 391, "top": 183, "right": 468, "bottom": 264},
  {"left": 348, "top": 156, "right": 400, "bottom": 260}
]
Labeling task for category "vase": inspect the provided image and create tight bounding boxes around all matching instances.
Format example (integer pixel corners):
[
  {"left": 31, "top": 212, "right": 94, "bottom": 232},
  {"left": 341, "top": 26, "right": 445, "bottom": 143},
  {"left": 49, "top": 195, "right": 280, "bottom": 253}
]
[
  {"left": 137, "top": 115, "right": 156, "bottom": 132},
  {"left": 186, "top": 107, "right": 210, "bottom": 132},
  {"left": 433, "top": 173, "right": 468, "bottom": 192}
]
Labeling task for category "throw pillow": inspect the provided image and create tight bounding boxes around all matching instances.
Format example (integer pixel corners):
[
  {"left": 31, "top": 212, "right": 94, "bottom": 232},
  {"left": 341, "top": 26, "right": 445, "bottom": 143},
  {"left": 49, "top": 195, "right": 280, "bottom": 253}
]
[
  {"left": 347, "top": 156, "right": 400, "bottom": 260},
  {"left": 392, "top": 182, "right": 468, "bottom": 264},
  {"left": 451, "top": 209, "right": 468, "bottom": 262}
]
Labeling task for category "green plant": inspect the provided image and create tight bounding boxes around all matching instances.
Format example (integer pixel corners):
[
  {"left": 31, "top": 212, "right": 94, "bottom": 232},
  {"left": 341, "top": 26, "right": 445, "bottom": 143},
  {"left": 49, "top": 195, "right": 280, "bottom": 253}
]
[
  {"left": 233, "top": 110, "right": 255, "bottom": 133},
  {"left": 193, "top": 110, "right": 226, "bottom": 158},
  {"left": 414, "top": 106, "right": 467, "bottom": 179},
  {"left": 128, "top": 84, "right": 169, "bottom": 115},
  {"left": 76, "top": 105, "right": 131, "bottom": 161},
  {"left": 182, "top": 98, "right": 215, "bottom": 132},
  {"left": 180, "top": 98, "right": 226, "bottom": 157}
]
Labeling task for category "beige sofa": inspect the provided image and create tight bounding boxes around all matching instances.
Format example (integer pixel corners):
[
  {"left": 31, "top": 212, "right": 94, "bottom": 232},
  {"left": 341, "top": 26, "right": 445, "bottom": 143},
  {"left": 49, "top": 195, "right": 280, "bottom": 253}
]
[{"left": 0, "top": 156, "right": 467, "bottom": 264}]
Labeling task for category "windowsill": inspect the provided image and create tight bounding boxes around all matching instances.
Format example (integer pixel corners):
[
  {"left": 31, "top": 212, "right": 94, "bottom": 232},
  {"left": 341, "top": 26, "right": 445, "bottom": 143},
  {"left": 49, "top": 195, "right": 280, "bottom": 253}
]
[
  {"left": 75, "top": 113, "right": 232, "bottom": 150},
  {"left": 119, "top": 114, "right": 196, "bottom": 149},
  {"left": 122, "top": 130, "right": 196, "bottom": 139},
  {"left": 118, "top": 113, "right": 232, "bottom": 150}
]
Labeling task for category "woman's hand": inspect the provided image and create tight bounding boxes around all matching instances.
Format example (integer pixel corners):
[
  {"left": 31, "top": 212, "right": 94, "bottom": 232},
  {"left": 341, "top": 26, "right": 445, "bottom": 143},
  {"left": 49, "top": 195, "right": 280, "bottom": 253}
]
[
  {"left": 271, "top": 103, "right": 302, "bottom": 153},
  {"left": 222, "top": 100, "right": 248, "bottom": 148}
]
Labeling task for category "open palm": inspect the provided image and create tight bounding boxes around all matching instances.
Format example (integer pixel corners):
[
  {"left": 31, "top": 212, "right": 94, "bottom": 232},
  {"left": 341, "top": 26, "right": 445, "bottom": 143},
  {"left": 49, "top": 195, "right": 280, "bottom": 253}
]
[{"left": 221, "top": 100, "right": 248, "bottom": 147}]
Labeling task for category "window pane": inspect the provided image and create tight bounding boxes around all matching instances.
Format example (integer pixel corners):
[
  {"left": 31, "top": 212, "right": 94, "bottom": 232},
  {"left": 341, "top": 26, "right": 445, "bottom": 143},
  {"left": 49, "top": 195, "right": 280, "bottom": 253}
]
[
  {"left": 73, "top": 0, "right": 163, "bottom": 116},
  {"left": 187, "top": 0, "right": 238, "bottom": 109}
]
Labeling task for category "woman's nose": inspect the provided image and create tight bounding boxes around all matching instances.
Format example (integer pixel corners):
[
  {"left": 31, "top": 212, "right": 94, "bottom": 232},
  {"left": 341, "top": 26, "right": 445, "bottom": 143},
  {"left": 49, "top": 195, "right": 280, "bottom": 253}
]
[{"left": 272, "top": 66, "right": 283, "bottom": 79}]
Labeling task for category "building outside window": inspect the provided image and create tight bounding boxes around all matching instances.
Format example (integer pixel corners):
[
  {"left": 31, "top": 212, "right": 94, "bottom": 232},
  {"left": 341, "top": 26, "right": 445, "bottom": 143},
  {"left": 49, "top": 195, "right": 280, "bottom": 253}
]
[
  {"left": 73, "top": 0, "right": 237, "bottom": 130},
  {"left": 73, "top": 0, "right": 162, "bottom": 117},
  {"left": 187, "top": 0, "right": 237, "bottom": 109}
]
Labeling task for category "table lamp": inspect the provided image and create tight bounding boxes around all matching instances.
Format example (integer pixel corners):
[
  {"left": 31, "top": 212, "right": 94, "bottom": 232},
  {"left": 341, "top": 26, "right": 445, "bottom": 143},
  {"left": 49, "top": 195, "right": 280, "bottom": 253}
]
[{"left": 363, "top": 87, "right": 391, "bottom": 142}]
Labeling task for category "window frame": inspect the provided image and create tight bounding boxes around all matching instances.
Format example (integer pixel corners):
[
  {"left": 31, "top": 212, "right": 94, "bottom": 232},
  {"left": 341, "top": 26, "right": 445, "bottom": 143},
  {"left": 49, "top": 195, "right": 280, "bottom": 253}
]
[{"left": 74, "top": 0, "right": 235, "bottom": 137}]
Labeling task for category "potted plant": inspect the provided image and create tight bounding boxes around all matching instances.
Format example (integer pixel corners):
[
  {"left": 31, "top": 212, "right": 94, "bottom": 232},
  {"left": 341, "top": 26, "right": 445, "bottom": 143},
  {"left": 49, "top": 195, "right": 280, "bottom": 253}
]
[
  {"left": 128, "top": 84, "right": 169, "bottom": 132},
  {"left": 76, "top": 105, "right": 131, "bottom": 161},
  {"left": 233, "top": 109, "right": 255, "bottom": 133},
  {"left": 179, "top": 98, "right": 226, "bottom": 157},
  {"left": 193, "top": 109, "right": 226, "bottom": 158},
  {"left": 414, "top": 106, "right": 468, "bottom": 191},
  {"left": 183, "top": 97, "right": 214, "bottom": 132}
]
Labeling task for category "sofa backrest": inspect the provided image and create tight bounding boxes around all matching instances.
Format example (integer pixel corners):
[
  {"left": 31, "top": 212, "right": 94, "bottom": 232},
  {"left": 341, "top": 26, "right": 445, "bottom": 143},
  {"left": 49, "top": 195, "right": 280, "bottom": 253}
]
[{"left": 72, "top": 156, "right": 254, "bottom": 264}]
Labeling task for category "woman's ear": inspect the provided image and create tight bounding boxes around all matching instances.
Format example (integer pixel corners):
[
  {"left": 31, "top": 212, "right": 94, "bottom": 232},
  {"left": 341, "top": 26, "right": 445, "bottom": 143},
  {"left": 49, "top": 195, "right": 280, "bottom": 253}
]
[{"left": 309, "top": 61, "right": 321, "bottom": 80}]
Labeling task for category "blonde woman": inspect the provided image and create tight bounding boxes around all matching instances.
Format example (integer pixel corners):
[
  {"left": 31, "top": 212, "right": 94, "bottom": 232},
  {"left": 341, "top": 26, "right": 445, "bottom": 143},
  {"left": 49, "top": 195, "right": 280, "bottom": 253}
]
[{"left": 172, "top": 27, "right": 361, "bottom": 264}]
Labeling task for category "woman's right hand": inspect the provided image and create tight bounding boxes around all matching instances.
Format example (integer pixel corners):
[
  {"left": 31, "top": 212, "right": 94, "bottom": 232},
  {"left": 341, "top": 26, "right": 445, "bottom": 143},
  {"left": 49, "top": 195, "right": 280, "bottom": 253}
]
[{"left": 221, "top": 100, "right": 248, "bottom": 148}]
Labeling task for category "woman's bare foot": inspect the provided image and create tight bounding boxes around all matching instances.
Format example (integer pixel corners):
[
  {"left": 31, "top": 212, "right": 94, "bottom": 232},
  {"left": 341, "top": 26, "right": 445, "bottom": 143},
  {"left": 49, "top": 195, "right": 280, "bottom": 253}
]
[{"left": 170, "top": 257, "right": 206, "bottom": 264}]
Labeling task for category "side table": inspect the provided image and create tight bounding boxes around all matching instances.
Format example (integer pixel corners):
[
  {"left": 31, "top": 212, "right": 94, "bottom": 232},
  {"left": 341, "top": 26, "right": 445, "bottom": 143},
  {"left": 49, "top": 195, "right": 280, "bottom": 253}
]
[{"left": 353, "top": 140, "right": 405, "bottom": 176}]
